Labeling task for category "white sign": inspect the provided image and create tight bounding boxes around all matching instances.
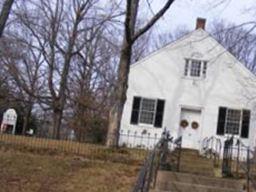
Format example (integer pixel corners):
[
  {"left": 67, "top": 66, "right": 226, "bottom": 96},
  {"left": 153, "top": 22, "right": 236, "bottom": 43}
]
[{"left": 1, "top": 108, "right": 17, "bottom": 134}]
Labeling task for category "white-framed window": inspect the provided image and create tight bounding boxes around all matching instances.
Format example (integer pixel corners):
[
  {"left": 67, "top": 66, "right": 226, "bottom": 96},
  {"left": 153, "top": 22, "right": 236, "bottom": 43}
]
[
  {"left": 184, "top": 59, "right": 207, "bottom": 78},
  {"left": 139, "top": 98, "right": 157, "bottom": 125},
  {"left": 225, "top": 109, "right": 242, "bottom": 135}
]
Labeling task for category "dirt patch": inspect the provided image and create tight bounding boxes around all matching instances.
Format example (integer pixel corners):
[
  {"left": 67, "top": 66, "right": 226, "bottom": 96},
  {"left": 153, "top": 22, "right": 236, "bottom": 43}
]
[{"left": 59, "top": 161, "right": 139, "bottom": 192}]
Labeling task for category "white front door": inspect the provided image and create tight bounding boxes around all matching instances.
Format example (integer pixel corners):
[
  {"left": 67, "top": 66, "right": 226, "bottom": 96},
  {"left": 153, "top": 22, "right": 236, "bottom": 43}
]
[{"left": 179, "top": 108, "right": 201, "bottom": 150}]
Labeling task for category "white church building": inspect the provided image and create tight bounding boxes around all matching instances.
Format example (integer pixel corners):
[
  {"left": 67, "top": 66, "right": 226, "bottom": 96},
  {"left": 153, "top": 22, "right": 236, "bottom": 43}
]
[{"left": 119, "top": 18, "right": 256, "bottom": 151}]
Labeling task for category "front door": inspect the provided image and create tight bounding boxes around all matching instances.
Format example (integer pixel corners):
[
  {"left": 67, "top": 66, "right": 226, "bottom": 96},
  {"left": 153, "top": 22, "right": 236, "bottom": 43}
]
[{"left": 179, "top": 108, "right": 201, "bottom": 150}]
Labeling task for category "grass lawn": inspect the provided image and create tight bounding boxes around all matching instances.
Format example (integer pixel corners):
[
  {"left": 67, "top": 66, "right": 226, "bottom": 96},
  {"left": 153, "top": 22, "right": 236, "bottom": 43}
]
[{"left": 0, "top": 148, "right": 140, "bottom": 192}]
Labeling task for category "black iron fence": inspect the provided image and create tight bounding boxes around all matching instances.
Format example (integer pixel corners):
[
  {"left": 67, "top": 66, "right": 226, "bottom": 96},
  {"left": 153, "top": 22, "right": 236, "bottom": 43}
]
[
  {"left": 221, "top": 136, "right": 256, "bottom": 191},
  {"left": 119, "top": 130, "right": 162, "bottom": 150},
  {"left": 0, "top": 132, "right": 149, "bottom": 163},
  {"left": 132, "top": 132, "right": 182, "bottom": 192},
  {"left": 222, "top": 136, "right": 234, "bottom": 177}
]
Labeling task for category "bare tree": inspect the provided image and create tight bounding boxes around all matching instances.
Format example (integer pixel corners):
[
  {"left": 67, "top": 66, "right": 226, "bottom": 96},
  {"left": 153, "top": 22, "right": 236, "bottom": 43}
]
[
  {"left": 152, "top": 26, "right": 190, "bottom": 50},
  {"left": 0, "top": 36, "right": 44, "bottom": 134},
  {"left": 0, "top": 0, "right": 14, "bottom": 37},
  {"left": 210, "top": 20, "right": 256, "bottom": 72},
  {"left": 11, "top": 0, "right": 123, "bottom": 139},
  {"left": 0, "top": 64, "right": 12, "bottom": 109},
  {"left": 106, "top": 0, "right": 176, "bottom": 147},
  {"left": 13, "top": 0, "right": 102, "bottom": 139},
  {"left": 67, "top": 21, "right": 118, "bottom": 142}
]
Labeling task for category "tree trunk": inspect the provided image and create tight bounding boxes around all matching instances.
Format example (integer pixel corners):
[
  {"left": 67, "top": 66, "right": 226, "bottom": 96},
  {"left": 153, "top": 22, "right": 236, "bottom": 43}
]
[
  {"left": 0, "top": 0, "right": 14, "bottom": 37},
  {"left": 106, "top": 105, "right": 121, "bottom": 147},
  {"left": 106, "top": 42, "right": 132, "bottom": 147},
  {"left": 106, "top": 0, "right": 138, "bottom": 147},
  {"left": 106, "top": 0, "right": 175, "bottom": 147},
  {"left": 22, "top": 105, "right": 32, "bottom": 135},
  {"left": 53, "top": 109, "right": 63, "bottom": 139}
]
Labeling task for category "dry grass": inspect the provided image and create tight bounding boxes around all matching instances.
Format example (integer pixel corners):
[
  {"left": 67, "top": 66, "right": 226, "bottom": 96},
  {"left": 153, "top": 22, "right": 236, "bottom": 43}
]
[
  {"left": 0, "top": 134, "right": 145, "bottom": 191},
  {"left": 0, "top": 148, "right": 140, "bottom": 192}
]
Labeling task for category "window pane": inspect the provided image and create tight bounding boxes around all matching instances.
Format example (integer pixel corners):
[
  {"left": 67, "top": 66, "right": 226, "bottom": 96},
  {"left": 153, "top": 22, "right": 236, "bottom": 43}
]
[
  {"left": 139, "top": 98, "right": 156, "bottom": 125},
  {"left": 141, "top": 98, "right": 155, "bottom": 111},
  {"left": 190, "top": 60, "right": 201, "bottom": 77},
  {"left": 225, "top": 109, "right": 241, "bottom": 134},
  {"left": 140, "top": 111, "right": 155, "bottom": 124}
]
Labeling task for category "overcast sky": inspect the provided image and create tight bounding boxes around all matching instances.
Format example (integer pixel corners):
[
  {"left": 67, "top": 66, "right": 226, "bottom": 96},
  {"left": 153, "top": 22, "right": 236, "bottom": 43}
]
[{"left": 151, "top": 0, "right": 256, "bottom": 32}]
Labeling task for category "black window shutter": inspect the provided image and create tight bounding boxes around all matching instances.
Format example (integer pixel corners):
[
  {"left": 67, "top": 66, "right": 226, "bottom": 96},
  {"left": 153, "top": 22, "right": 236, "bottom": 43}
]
[
  {"left": 130, "top": 97, "right": 141, "bottom": 125},
  {"left": 241, "top": 110, "right": 250, "bottom": 138},
  {"left": 154, "top": 99, "right": 165, "bottom": 128},
  {"left": 216, "top": 107, "right": 227, "bottom": 135}
]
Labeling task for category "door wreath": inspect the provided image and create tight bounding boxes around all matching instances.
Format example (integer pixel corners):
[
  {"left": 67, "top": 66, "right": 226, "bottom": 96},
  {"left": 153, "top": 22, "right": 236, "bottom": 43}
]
[
  {"left": 180, "top": 119, "right": 188, "bottom": 128},
  {"left": 191, "top": 121, "right": 199, "bottom": 129}
]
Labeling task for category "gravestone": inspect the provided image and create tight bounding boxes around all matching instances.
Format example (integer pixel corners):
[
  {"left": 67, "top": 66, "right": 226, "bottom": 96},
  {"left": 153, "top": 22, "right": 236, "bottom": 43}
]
[{"left": 0, "top": 108, "right": 17, "bottom": 134}]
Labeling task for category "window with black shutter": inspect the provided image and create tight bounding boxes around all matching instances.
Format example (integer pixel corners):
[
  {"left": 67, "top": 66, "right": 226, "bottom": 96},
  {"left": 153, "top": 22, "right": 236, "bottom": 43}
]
[
  {"left": 130, "top": 96, "right": 165, "bottom": 128},
  {"left": 216, "top": 107, "right": 251, "bottom": 138},
  {"left": 154, "top": 100, "right": 165, "bottom": 128}
]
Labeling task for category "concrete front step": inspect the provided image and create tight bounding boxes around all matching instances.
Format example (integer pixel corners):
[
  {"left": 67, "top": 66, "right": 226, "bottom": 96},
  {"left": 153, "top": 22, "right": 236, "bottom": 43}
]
[
  {"left": 169, "top": 152, "right": 211, "bottom": 161},
  {"left": 179, "top": 159, "right": 211, "bottom": 166},
  {"left": 180, "top": 148, "right": 199, "bottom": 155},
  {"left": 153, "top": 181, "right": 242, "bottom": 192},
  {"left": 180, "top": 153, "right": 208, "bottom": 161},
  {"left": 168, "top": 159, "right": 213, "bottom": 169},
  {"left": 168, "top": 151, "right": 215, "bottom": 176},
  {"left": 156, "top": 171, "right": 243, "bottom": 190},
  {"left": 171, "top": 149, "right": 199, "bottom": 158},
  {"left": 179, "top": 165, "right": 214, "bottom": 176},
  {"left": 171, "top": 150, "right": 211, "bottom": 163},
  {"left": 154, "top": 149, "right": 245, "bottom": 192}
]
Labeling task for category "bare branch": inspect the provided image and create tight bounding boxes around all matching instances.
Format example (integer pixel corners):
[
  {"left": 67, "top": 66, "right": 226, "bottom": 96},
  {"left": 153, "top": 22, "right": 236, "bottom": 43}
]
[{"left": 132, "top": 0, "right": 175, "bottom": 42}]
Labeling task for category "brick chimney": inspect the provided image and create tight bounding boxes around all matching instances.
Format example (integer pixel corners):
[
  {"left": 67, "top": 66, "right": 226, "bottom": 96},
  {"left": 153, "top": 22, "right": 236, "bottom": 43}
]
[{"left": 196, "top": 18, "right": 206, "bottom": 30}]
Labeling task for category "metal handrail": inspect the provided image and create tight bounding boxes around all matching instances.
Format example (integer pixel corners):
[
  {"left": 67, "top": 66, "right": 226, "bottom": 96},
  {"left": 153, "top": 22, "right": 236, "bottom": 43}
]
[
  {"left": 132, "top": 133, "right": 182, "bottom": 192},
  {"left": 201, "top": 136, "right": 221, "bottom": 166},
  {"left": 132, "top": 133, "right": 167, "bottom": 192},
  {"left": 174, "top": 136, "right": 182, "bottom": 172}
]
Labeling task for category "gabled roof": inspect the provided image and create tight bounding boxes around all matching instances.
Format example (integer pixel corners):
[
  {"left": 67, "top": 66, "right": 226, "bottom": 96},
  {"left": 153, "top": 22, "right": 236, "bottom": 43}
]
[
  {"left": 130, "top": 29, "right": 197, "bottom": 68},
  {"left": 131, "top": 28, "right": 256, "bottom": 79}
]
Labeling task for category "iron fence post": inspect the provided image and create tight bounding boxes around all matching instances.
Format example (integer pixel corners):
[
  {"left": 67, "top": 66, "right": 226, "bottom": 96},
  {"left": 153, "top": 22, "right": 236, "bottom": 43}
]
[
  {"left": 236, "top": 140, "right": 240, "bottom": 177},
  {"left": 177, "top": 141, "right": 181, "bottom": 172},
  {"left": 222, "top": 136, "right": 233, "bottom": 177},
  {"left": 247, "top": 147, "right": 250, "bottom": 192}
]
